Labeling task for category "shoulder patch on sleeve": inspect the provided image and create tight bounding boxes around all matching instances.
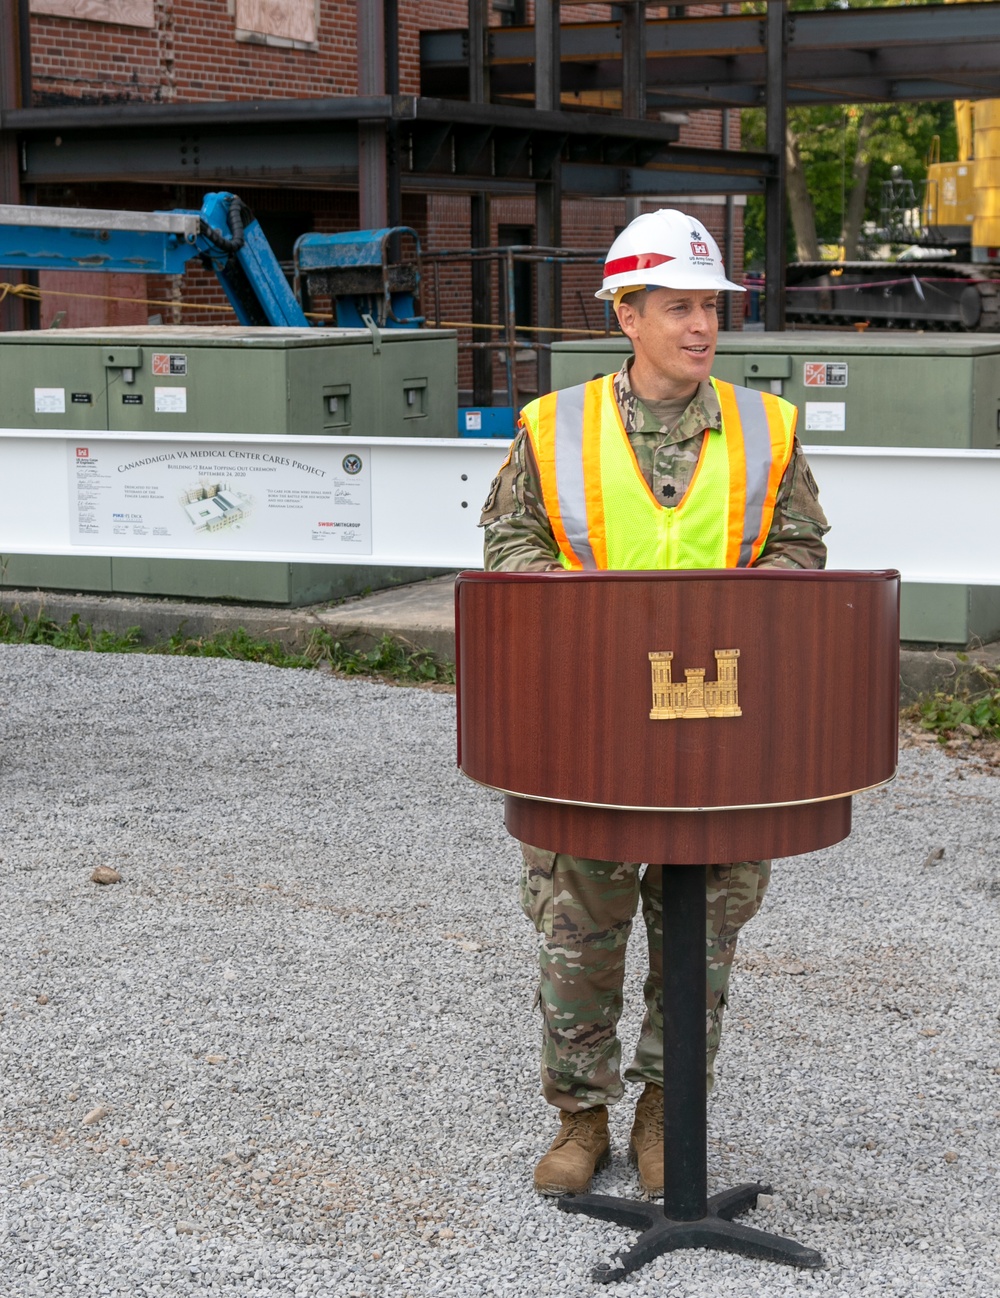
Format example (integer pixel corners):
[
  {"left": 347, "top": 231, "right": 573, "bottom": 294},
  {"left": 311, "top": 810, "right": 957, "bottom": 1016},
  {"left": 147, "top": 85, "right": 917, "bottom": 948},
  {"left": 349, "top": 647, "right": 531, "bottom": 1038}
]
[{"left": 480, "top": 468, "right": 517, "bottom": 525}]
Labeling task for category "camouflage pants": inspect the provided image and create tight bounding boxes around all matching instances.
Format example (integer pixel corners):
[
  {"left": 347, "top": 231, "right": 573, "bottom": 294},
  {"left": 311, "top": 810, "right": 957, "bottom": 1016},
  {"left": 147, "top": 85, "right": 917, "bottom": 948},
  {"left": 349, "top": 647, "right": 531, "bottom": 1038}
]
[{"left": 519, "top": 845, "right": 771, "bottom": 1113}]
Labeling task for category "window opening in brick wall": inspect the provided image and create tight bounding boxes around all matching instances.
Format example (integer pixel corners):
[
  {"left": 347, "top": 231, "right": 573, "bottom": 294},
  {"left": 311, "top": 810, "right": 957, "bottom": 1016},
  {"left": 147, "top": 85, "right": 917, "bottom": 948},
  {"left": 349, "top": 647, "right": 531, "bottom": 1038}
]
[
  {"left": 494, "top": 0, "right": 527, "bottom": 24},
  {"left": 233, "top": 0, "right": 319, "bottom": 50},
  {"left": 498, "top": 224, "right": 533, "bottom": 341},
  {"left": 29, "top": 0, "right": 155, "bottom": 28}
]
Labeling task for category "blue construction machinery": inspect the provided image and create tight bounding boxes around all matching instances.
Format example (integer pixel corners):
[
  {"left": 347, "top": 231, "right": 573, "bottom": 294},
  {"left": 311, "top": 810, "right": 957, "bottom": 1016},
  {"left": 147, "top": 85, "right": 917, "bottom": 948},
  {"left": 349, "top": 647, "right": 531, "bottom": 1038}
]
[
  {"left": 0, "top": 193, "right": 515, "bottom": 436},
  {"left": 0, "top": 192, "right": 429, "bottom": 334},
  {"left": 0, "top": 192, "right": 309, "bottom": 327},
  {"left": 294, "top": 226, "right": 423, "bottom": 329}
]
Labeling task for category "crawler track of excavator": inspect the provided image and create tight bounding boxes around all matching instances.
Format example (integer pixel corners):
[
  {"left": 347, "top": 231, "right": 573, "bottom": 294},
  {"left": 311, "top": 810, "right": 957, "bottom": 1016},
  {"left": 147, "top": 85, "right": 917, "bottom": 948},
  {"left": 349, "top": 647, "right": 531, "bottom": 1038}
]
[{"left": 786, "top": 261, "right": 1000, "bottom": 331}]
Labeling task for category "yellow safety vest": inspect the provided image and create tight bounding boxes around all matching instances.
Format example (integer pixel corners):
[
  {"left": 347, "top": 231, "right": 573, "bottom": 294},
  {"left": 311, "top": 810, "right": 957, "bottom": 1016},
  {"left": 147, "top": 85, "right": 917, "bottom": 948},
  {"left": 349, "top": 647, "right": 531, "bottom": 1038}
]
[{"left": 520, "top": 374, "right": 797, "bottom": 570}]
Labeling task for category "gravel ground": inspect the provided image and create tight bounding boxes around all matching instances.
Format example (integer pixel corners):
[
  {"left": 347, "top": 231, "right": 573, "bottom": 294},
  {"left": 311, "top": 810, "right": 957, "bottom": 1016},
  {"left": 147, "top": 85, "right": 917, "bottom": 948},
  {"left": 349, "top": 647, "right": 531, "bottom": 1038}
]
[{"left": 1, "top": 644, "right": 997, "bottom": 1298}]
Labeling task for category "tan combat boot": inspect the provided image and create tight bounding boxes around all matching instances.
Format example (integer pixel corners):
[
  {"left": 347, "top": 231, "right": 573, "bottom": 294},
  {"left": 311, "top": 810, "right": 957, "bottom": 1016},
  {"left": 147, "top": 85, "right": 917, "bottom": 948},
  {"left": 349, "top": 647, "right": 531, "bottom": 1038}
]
[
  {"left": 629, "top": 1083, "right": 664, "bottom": 1196},
  {"left": 533, "top": 1106, "right": 611, "bottom": 1196}
]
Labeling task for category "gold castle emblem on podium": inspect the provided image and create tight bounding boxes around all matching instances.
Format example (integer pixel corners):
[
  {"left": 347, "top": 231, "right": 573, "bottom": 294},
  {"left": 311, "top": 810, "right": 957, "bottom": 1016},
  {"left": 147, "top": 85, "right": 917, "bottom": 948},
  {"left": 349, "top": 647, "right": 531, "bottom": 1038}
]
[{"left": 648, "top": 649, "right": 742, "bottom": 720}]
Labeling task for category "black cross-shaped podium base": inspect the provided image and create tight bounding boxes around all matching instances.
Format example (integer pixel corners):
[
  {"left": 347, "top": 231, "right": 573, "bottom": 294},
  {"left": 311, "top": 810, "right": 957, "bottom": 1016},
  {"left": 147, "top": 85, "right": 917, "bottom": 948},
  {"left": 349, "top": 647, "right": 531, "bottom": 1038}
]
[{"left": 557, "top": 863, "right": 824, "bottom": 1283}]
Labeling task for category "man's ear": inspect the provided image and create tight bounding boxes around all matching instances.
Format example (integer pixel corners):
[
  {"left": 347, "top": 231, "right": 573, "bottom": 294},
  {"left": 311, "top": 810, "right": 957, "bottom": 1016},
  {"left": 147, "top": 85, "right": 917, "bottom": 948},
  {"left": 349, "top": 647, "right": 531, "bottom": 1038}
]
[{"left": 616, "top": 303, "right": 638, "bottom": 339}]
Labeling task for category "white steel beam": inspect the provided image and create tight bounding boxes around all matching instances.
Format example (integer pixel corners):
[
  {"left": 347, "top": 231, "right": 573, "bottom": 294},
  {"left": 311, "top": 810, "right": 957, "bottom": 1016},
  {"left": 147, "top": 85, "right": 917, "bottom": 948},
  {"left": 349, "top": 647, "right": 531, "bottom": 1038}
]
[
  {"left": 0, "top": 430, "right": 508, "bottom": 568},
  {"left": 0, "top": 204, "right": 199, "bottom": 235},
  {"left": 0, "top": 432, "right": 997, "bottom": 582},
  {"left": 804, "top": 446, "right": 1000, "bottom": 585}
]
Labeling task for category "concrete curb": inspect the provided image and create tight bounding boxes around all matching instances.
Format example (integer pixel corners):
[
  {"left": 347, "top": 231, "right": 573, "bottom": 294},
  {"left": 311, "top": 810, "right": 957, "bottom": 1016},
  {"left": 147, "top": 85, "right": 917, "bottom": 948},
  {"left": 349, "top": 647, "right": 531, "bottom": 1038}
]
[
  {"left": 0, "top": 574, "right": 459, "bottom": 665},
  {"left": 3, "top": 578, "right": 999, "bottom": 701},
  {"left": 898, "top": 641, "right": 1000, "bottom": 705},
  {"left": 1, "top": 588, "right": 331, "bottom": 651}
]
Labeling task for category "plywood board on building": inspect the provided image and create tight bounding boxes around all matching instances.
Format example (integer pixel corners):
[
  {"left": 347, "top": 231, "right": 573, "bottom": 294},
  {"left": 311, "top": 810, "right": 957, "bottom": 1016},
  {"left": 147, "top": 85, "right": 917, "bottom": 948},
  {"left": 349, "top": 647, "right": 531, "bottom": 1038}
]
[
  {"left": 29, "top": 0, "right": 155, "bottom": 27},
  {"left": 235, "top": 0, "right": 317, "bottom": 45},
  {"left": 38, "top": 271, "right": 148, "bottom": 329}
]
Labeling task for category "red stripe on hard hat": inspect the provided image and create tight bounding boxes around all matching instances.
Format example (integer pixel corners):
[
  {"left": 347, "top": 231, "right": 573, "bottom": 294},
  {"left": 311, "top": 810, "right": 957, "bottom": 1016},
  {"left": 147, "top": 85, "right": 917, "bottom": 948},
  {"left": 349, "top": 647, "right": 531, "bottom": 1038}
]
[{"left": 604, "top": 252, "right": 676, "bottom": 276}]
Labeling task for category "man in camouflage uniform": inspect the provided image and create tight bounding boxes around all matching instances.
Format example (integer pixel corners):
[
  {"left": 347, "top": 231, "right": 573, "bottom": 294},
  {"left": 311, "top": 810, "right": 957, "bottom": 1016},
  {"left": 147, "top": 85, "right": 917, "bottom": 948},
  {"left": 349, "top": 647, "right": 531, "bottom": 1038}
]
[{"left": 479, "top": 209, "right": 829, "bottom": 1199}]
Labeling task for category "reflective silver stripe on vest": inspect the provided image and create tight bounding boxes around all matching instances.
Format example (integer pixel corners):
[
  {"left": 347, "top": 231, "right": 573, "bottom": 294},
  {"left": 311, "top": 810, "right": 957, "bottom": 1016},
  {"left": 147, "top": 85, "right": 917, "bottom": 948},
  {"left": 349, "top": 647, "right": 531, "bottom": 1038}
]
[
  {"left": 729, "top": 383, "right": 775, "bottom": 566},
  {"left": 553, "top": 382, "right": 598, "bottom": 569}
]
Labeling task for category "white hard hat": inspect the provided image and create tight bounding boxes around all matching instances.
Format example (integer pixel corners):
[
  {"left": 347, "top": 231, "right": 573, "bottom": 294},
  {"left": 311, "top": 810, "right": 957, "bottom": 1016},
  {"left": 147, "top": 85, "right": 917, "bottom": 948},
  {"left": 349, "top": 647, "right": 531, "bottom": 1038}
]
[{"left": 595, "top": 208, "right": 745, "bottom": 300}]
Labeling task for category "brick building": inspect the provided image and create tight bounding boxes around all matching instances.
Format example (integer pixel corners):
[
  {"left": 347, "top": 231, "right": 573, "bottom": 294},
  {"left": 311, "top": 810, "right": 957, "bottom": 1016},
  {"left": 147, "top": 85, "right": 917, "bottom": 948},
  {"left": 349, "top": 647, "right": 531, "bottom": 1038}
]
[{"left": 15, "top": 1, "right": 746, "bottom": 396}]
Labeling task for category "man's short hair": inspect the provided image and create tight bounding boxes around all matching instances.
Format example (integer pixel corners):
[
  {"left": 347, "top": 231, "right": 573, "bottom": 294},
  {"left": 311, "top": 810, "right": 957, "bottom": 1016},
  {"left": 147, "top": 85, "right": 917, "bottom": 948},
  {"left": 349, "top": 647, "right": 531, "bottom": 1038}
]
[{"left": 616, "top": 287, "right": 650, "bottom": 317}]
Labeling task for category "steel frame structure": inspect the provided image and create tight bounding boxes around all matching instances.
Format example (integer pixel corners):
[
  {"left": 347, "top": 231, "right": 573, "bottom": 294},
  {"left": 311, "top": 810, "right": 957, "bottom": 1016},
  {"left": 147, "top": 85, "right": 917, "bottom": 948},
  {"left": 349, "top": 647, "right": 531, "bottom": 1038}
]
[
  {"left": 423, "top": 243, "right": 610, "bottom": 412},
  {"left": 4, "top": 94, "right": 771, "bottom": 196},
  {"left": 422, "top": 4, "right": 1000, "bottom": 109},
  {"left": 4, "top": 3, "right": 1000, "bottom": 337}
]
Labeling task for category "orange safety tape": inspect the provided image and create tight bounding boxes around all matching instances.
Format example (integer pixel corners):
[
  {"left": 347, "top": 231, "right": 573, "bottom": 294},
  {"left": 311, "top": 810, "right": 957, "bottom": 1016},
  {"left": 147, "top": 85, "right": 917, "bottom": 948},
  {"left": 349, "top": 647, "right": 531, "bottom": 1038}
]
[
  {"left": 0, "top": 281, "right": 333, "bottom": 321},
  {"left": 435, "top": 319, "right": 623, "bottom": 336},
  {"left": 0, "top": 283, "right": 618, "bottom": 335}
]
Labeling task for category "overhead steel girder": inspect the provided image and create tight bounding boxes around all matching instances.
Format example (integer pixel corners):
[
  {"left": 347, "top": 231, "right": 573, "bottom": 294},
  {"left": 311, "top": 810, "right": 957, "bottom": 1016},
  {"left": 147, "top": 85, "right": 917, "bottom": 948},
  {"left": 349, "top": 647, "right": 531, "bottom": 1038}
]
[
  {"left": 424, "top": 4, "right": 1000, "bottom": 63},
  {"left": 4, "top": 93, "right": 682, "bottom": 147},
  {"left": 21, "top": 129, "right": 360, "bottom": 186},
  {"left": 421, "top": 3, "right": 1000, "bottom": 108},
  {"left": 483, "top": 58, "right": 1000, "bottom": 110},
  {"left": 21, "top": 133, "right": 769, "bottom": 194},
  {"left": 10, "top": 94, "right": 678, "bottom": 187},
  {"left": 562, "top": 164, "right": 765, "bottom": 197},
  {"left": 781, "top": 77, "right": 1000, "bottom": 106},
  {"left": 645, "top": 78, "right": 1000, "bottom": 111},
  {"left": 643, "top": 79, "right": 1000, "bottom": 111},
  {"left": 640, "top": 42, "right": 1000, "bottom": 94},
  {"left": 641, "top": 44, "right": 1000, "bottom": 107},
  {"left": 9, "top": 95, "right": 772, "bottom": 191}
]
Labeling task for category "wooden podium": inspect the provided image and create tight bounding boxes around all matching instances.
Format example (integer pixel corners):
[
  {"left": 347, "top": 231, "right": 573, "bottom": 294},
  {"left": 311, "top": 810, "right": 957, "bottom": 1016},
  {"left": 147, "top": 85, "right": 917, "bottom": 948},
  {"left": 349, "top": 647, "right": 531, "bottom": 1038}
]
[{"left": 456, "top": 568, "right": 899, "bottom": 1280}]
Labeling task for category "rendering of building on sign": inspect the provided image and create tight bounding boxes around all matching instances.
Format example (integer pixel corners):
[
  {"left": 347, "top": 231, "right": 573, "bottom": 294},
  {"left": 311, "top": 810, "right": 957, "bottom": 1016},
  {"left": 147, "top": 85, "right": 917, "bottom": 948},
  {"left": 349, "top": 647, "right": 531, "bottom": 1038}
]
[
  {"left": 648, "top": 649, "right": 742, "bottom": 720},
  {"left": 180, "top": 482, "right": 249, "bottom": 533}
]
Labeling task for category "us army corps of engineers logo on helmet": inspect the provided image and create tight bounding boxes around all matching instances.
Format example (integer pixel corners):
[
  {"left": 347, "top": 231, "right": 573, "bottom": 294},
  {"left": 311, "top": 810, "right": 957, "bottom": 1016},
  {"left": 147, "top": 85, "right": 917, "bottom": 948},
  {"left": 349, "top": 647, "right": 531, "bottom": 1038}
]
[
  {"left": 648, "top": 649, "right": 742, "bottom": 720},
  {"left": 689, "top": 229, "right": 712, "bottom": 259}
]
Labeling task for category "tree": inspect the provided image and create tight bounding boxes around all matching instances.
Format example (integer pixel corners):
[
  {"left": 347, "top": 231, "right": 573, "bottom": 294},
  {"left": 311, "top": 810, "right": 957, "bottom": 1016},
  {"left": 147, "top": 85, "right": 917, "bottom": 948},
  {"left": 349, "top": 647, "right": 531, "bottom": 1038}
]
[
  {"left": 742, "top": 100, "right": 958, "bottom": 268},
  {"left": 784, "top": 122, "right": 820, "bottom": 261}
]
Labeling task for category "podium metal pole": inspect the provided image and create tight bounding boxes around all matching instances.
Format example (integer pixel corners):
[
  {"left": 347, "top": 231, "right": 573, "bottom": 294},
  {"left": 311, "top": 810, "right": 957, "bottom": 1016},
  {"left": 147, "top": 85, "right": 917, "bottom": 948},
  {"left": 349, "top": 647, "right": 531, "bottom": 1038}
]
[{"left": 558, "top": 864, "right": 824, "bottom": 1282}]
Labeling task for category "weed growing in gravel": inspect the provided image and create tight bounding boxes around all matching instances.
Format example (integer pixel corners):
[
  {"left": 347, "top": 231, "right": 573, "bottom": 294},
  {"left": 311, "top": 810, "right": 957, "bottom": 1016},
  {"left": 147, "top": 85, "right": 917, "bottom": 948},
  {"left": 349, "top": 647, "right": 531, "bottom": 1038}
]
[
  {"left": 0, "top": 608, "right": 143, "bottom": 652},
  {"left": 163, "top": 625, "right": 453, "bottom": 684},
  {"left": 911, "top": 663, "right": 1000, "bottom": 741},
  {"left": 0, "top": 607, "right": 454, "bottom": 686}
]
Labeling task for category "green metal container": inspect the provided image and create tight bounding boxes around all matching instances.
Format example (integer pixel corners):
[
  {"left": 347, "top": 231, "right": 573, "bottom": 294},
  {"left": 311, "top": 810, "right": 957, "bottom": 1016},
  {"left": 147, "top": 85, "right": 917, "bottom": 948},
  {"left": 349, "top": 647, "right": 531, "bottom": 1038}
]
[
  {"left": 552, "top": 332, "right": 1000, "bottom": 645},
  {"left": 0, "top": 325, "right": 458, "bottom": 605}
]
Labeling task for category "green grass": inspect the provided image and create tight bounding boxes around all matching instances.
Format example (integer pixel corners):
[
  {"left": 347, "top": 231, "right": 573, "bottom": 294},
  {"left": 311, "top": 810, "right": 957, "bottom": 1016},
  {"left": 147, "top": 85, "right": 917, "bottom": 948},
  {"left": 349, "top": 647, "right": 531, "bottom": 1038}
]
[
  {"left": 910, "top": 661, "right": 1000, "bottom": 741},
  {"left": 0, "top": 609, "right": 143, "bottom": 653},
  {"left": 0, "top": 607, "right": 454, "bottom": 686}
]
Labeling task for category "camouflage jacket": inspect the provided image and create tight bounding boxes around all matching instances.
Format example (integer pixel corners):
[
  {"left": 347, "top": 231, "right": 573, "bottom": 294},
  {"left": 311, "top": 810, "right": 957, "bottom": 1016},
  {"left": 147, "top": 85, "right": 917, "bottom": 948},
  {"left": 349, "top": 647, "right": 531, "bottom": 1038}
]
[{"left": 480, "top": 361, "right": 830, "bottom": 572}]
